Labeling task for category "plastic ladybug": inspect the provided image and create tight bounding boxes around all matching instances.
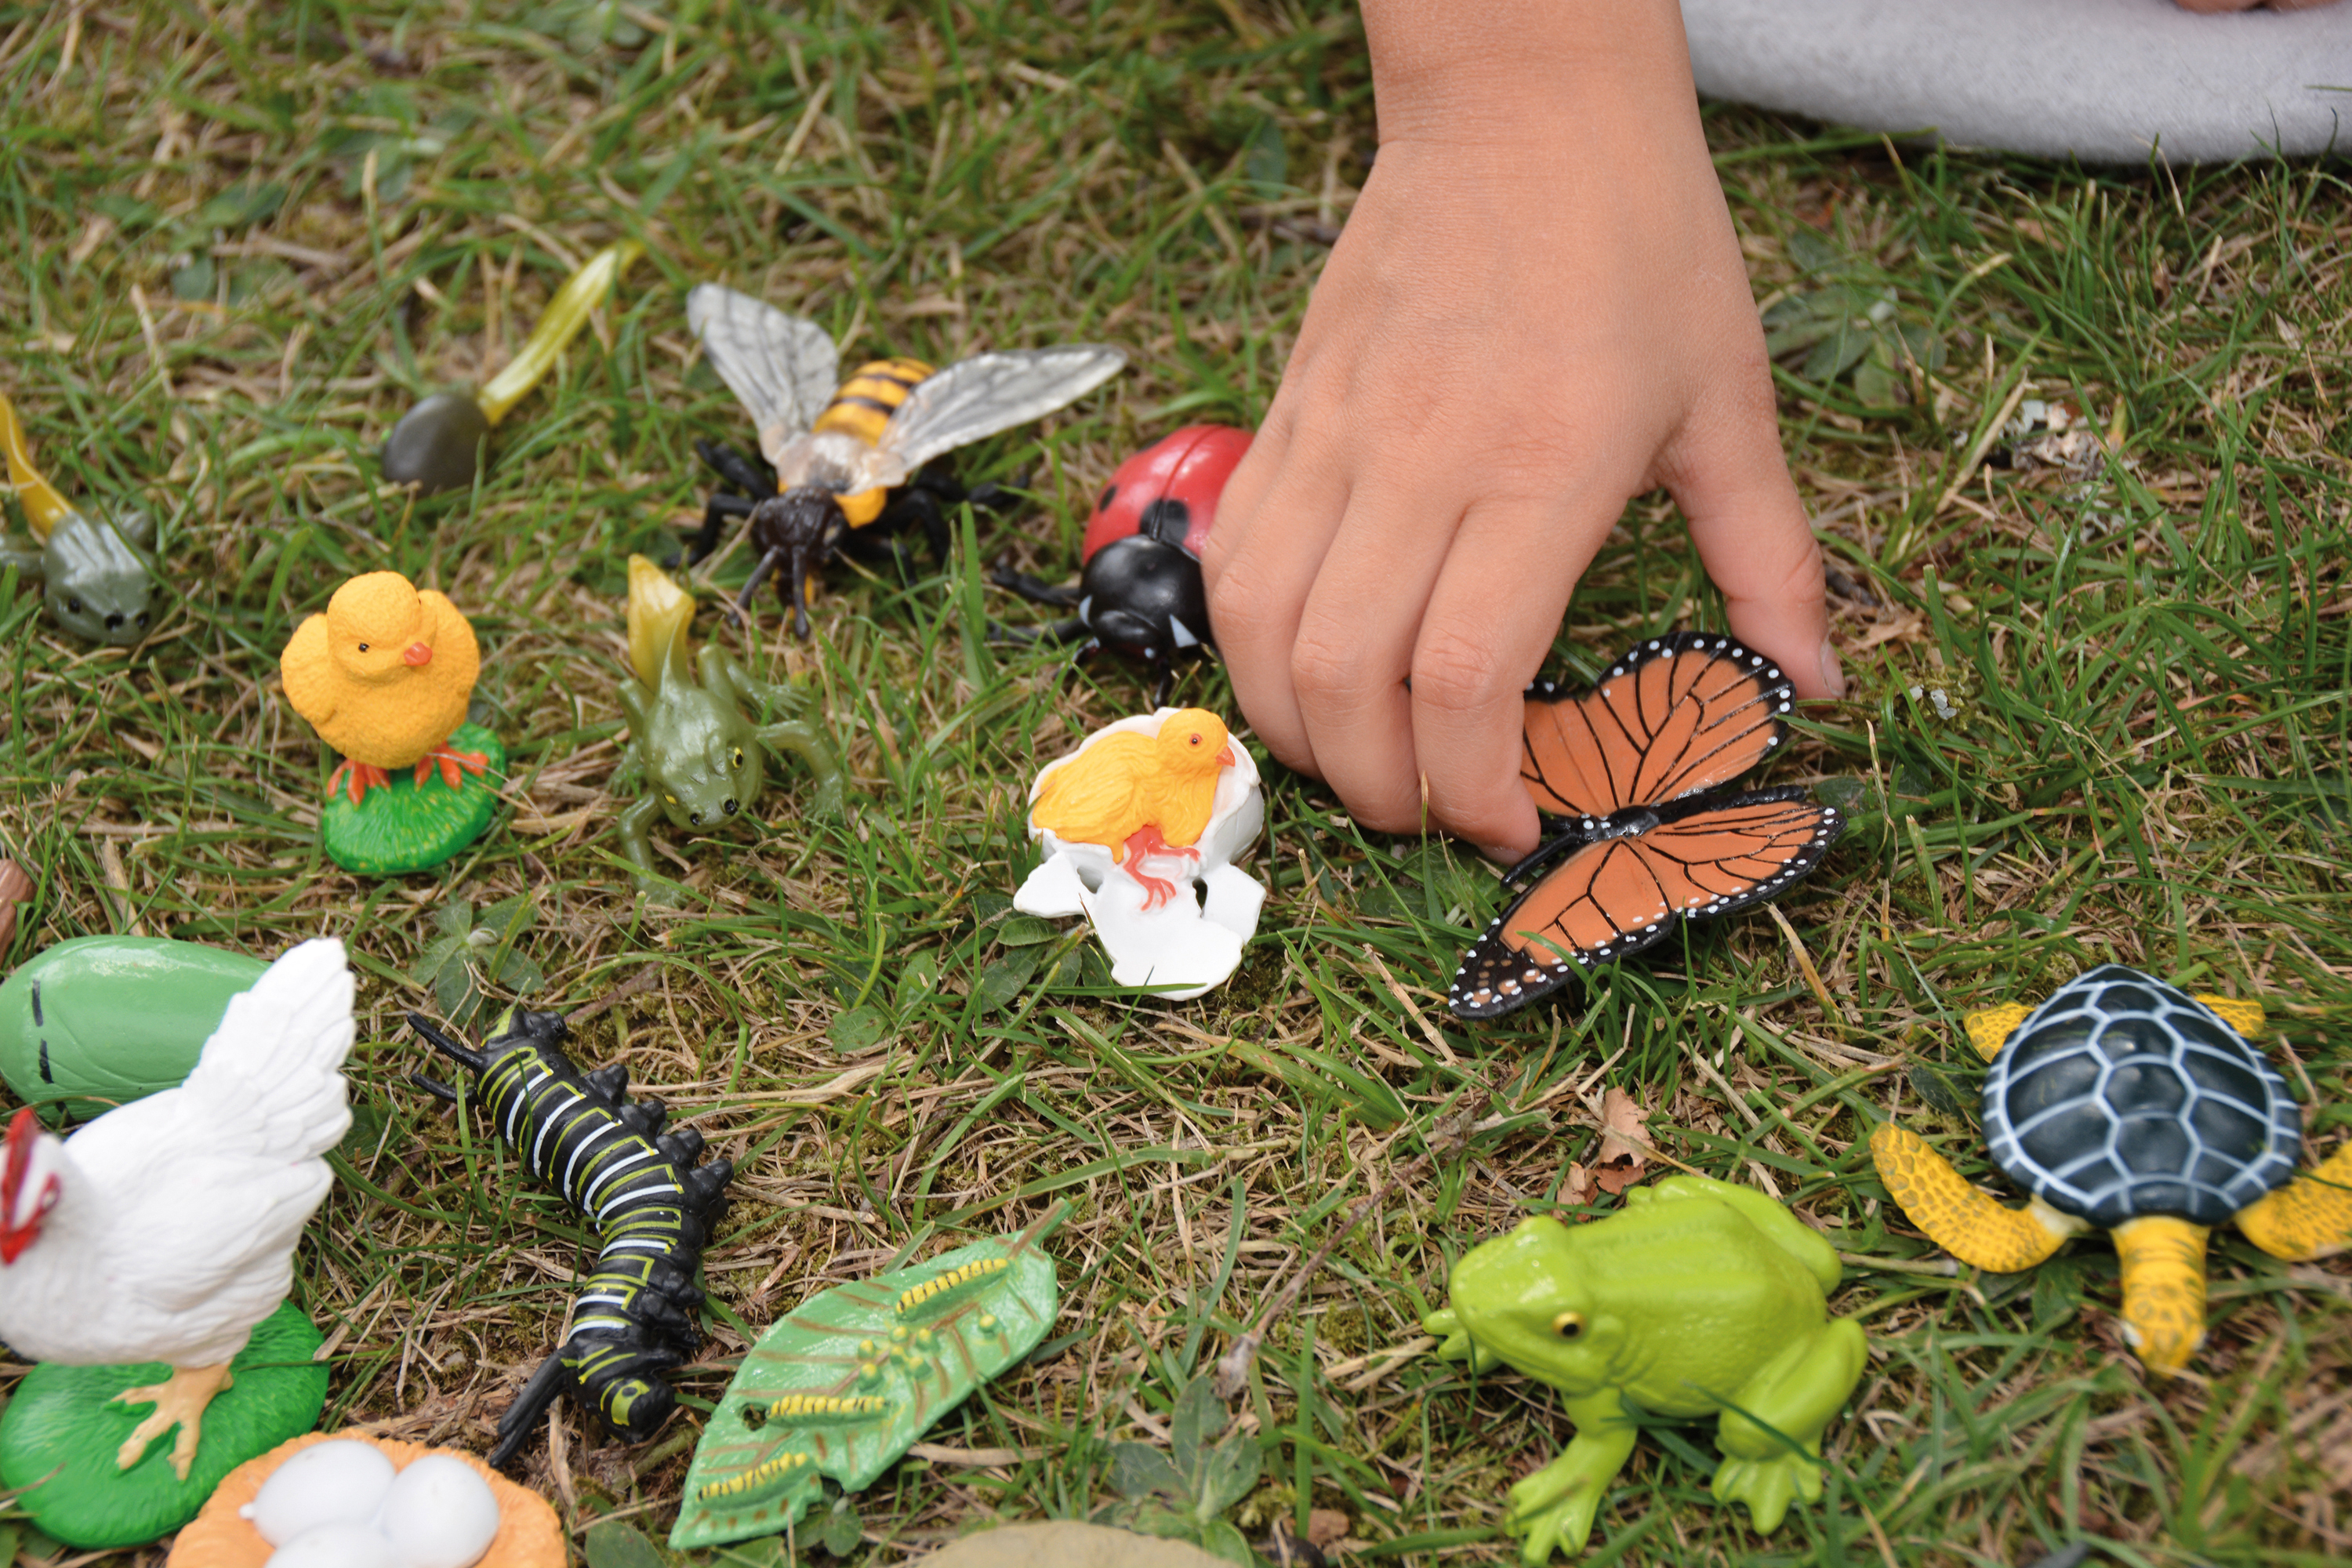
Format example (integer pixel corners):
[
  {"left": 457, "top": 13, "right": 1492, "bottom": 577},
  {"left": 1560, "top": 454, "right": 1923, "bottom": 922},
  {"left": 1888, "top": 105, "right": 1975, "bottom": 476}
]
[{"left": 992, "top": 425, "right": 1250, "bottom": 679}]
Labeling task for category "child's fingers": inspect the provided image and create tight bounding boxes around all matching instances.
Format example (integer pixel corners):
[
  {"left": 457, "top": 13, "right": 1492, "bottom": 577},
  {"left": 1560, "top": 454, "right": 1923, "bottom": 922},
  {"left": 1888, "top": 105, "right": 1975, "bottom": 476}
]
[
  {"left": 1199, "top": 410, "right": 1345, "bottom": 781},
  {"left": 1666, "top": 394, "right": 1841, "bottom": 699},
  {"left": 1407, "top": 492, "right": 1614, "bottom": 858},
  {"left": 1287, "top": 481, "right": 1457, "bottom": 836}
]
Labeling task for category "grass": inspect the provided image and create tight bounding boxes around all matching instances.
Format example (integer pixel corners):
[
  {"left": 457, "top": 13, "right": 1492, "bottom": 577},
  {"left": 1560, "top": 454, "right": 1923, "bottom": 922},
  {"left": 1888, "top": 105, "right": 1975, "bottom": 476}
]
[{"left": 1, "top": 2, "right": 2348, "bottom": 1564}]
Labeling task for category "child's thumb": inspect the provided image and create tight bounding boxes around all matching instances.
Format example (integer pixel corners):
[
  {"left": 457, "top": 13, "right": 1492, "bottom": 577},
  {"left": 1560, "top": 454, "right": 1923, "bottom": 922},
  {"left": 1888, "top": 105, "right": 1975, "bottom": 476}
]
[{"left": 1666, "top": 412, "right": 1841, "bottom": 700}]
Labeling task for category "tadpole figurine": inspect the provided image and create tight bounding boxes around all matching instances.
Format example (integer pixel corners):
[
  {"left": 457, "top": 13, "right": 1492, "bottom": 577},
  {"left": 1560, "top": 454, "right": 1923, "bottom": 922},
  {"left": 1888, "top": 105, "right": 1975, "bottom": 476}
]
[
  {"left": 0, "top": 940, "right": 351, "bottom": 1548},
  {"left": 381, "top": 240, "right": 641, "bottom": 495},
  {"left": 615, "top": 556, "right": 844, "bottom": 901},
  {"left": 279, "top": 571, "right": 503, "bottom": 875},
  {"left": 408, "top": 1006, "right": 734, "bottom": 1469},
  {"left": 992, "top": 423, "right": 1247, "bottom": 685},
  {"left": 0, "top": 390, "right": 159, "bottom": 644},
  {"left": 1014, "top": 709, "right": 1265, "bottom": 1000},
  {"left": 1872, "top": 966, "right": 2352, "bottom": 1376},
  {"left": 1425, "top": 1176, "right": 1865, "bottom": 1563},
  {"left": 684, "top": 283, "right": 1125, "bottom": 635}
]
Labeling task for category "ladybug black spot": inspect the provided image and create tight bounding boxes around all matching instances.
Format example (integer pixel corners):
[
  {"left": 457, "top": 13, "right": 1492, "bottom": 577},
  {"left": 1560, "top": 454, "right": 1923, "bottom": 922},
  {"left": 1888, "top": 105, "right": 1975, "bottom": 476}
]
[{"left": 1098, "top": 484, "right": 1117, "bottom": 513}]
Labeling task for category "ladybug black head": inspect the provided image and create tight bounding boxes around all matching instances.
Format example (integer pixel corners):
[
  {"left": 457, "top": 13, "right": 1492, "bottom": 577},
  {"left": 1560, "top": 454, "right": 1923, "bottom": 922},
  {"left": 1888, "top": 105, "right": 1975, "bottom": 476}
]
[{"left": 1077, "top": 535, "right": 1212, "bottom": 662}]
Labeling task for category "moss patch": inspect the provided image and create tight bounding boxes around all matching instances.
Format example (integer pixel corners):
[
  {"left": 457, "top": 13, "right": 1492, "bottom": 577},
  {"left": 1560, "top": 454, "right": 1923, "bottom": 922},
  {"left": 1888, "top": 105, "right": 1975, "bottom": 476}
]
[
  {"left": 319, "top": 724, "right": 506, "bottom": 875},
  {"left": 0, "top": 1303, "right": 328, "bottom": 1549}
]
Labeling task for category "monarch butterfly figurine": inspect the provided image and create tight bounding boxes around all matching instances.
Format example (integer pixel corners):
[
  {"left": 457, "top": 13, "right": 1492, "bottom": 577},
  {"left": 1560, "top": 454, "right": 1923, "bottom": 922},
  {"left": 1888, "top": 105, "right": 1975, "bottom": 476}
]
[
  {"left": 683, "top": 284, "right": 1126, "bottom": 636},
  {"left": 408, "top": 1005, "right": 734, "bottom": 1467},
  {"left": 1450, "top": 633, "right": 1845, "bottom": 1020}
]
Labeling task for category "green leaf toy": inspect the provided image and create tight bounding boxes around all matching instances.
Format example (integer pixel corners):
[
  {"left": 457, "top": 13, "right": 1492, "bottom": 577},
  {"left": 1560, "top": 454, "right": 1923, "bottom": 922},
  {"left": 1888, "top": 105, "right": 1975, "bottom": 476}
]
[
  {"left": 0, "top": 389, "right": 161, "bottom": 645},
  {"left": 382, "top": 240, "right": 641, "bottom": 495},
  {"left": 668, "top": 1207, "right": 1066, "bottom": 1551},
  {"left": 0, "top": 936, "right": 269, "bottom": 1123},
  {"left": 615, "top": 555, "right": 844, "bottom": 903}
]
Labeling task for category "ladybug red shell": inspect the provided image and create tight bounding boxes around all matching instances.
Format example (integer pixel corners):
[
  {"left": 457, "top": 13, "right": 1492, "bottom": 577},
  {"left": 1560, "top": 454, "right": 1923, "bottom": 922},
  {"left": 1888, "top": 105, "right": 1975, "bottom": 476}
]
[
  {"left": 992, "top": 423, "right": 1252, "bottom": 680},
  {"left": 1081, "top": 424, "right": 1251, "bottom": 564}
]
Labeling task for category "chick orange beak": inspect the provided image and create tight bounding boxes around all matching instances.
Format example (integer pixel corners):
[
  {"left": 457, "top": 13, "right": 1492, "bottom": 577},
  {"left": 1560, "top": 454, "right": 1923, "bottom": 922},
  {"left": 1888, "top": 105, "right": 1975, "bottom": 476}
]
[
  {"left": 1216, "top": 742, "right": 1235, "bottom": 767},
  {"left": 402, "top": 641, "right": 433, "bottom": 666}
]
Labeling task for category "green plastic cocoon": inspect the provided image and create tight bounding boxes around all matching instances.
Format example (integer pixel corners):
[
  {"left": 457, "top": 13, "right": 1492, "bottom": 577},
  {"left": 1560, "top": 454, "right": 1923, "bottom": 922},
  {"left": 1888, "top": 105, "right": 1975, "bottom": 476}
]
[
  {"left": 0, "top": 936, "right": 269, "bottom": 1122},
  {"left": 669, "top": 1207, "right": 1066, "bottom": 1551},
  {"left": 0, "top": 1303, "right": 327, "bottom": 1549},
  {"left": 477, "top": 240, "right": 644, "bottom": 425}
]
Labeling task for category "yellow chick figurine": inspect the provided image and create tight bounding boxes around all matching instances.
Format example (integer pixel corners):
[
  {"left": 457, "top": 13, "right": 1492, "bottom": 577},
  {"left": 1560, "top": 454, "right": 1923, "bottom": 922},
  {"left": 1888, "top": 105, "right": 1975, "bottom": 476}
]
[
  {"left": 279, "top": 571, "right": 485, "bottom": 805},
  {"left": 1029, "top": 708, "right": 1235, "bottom": 907}
]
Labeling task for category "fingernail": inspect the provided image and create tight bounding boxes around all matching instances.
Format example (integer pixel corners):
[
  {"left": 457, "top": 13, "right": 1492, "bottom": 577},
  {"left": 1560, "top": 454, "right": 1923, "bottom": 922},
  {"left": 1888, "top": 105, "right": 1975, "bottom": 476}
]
[
  {"left": 1478, "top": 843, "right": 1519, "bottom": 866},
  {"left": 1820, "top": 642, "right": 1848, "bottom": 700}
]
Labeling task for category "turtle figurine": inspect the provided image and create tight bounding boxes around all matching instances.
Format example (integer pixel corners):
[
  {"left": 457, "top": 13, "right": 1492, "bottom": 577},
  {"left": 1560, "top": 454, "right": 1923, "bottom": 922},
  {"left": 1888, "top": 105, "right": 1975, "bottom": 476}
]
[{"left": 1871, "top": 964, "right": 2352, "bottom": 1376}]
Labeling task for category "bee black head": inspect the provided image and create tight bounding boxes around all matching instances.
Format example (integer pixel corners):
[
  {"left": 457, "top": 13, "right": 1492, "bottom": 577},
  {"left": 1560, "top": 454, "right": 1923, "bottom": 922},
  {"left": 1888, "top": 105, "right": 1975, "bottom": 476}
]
[{"left": 752, "top": 488, "right": 846, "bottom": 550}]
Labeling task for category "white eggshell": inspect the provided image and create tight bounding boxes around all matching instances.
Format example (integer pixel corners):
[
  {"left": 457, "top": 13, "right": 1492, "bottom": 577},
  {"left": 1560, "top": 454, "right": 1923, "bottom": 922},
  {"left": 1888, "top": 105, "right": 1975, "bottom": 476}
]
[
  {"left": 239, "top": 1440, "right": 399, "bottom": 1544},
  {"left": 377, "top": 1454, "right": 502, "bottom": 1568},
  {"left": 266, "top": 1523, "right": 405, "bottom": 1568}
]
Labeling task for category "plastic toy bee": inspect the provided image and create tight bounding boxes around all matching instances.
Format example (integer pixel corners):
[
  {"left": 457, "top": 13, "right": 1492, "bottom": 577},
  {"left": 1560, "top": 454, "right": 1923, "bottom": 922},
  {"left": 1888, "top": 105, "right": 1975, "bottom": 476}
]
[{"left": 683, "top": 284, "right": 1125, "bottom": 636}]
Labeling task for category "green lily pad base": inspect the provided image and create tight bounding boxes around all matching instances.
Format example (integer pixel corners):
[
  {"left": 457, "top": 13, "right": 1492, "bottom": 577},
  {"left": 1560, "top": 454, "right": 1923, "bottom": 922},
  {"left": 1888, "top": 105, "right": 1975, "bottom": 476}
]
[
  {"left": 670, "top": 1207, "right": 1066, "bottom": 1551},
  {"left": 321, "top": 724, "right": 505, "bottom": 875},
  {"left": 0, "top": 1302, "right": 328, "bottom": 1549}
]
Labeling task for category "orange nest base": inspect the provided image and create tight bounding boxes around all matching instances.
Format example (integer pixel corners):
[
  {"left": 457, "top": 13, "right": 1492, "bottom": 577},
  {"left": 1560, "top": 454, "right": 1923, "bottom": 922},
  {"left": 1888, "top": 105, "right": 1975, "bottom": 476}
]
[{"left": 167, "top": 1432, "right": 562, "bottom": 1567}]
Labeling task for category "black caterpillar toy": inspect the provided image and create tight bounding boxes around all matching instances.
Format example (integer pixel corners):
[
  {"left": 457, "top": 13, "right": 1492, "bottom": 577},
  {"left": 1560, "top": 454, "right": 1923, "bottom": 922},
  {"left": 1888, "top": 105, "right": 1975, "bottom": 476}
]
[{"left": 408, "top": 1005, "right": 735, "bottom": 1468}]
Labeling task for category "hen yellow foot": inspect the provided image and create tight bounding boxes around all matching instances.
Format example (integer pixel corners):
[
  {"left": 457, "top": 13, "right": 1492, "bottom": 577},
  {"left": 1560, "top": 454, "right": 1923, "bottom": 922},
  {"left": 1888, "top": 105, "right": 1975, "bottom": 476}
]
[{"left": 111, "top": 1361, "right": 233, "bottom": 1479}]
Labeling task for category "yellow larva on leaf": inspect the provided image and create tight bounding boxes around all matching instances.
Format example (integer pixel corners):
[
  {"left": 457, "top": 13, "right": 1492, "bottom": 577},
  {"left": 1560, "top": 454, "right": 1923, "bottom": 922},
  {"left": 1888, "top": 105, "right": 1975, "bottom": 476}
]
[
  {"left": 698, "top": 1448, "right": 817, "bottom": 1502},
  {"left": 895, "top": 1257, "right": 1010, "bottom": 1317}
]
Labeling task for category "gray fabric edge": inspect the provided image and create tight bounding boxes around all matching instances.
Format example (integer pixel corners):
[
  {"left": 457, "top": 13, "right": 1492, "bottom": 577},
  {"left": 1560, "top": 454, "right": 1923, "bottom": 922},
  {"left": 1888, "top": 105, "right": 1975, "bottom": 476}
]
[{"left": 1684, "top": 0, "right": 2352, "bottom": 162}]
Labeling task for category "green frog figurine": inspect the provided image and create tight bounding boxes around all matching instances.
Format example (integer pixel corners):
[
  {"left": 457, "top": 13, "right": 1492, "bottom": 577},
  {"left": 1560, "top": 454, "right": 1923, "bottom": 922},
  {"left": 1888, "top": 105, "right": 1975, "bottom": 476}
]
[
  {"left": 615, "top": 556, "right": 844, "bottom": 901},
  {"left": 1424, "top": 1175, "right": 1864, "bottom": 1562}
]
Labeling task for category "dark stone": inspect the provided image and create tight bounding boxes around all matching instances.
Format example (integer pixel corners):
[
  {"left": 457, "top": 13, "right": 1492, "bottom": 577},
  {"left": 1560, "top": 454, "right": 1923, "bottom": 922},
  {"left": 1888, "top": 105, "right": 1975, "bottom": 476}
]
[{"left": 380, "top": 390, "right": 490, "bottom": 495}]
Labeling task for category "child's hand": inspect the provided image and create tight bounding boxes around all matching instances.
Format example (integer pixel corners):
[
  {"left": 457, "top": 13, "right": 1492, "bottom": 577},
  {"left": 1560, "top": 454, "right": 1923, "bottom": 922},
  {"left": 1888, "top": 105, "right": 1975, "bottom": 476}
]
[{"left": 1201, "top": 0, "right": 1839, "bottom": 858}]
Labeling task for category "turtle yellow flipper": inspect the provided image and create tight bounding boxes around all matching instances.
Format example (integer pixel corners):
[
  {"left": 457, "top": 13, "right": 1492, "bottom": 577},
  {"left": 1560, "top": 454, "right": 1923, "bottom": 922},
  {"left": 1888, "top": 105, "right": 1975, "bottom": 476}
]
[
  {"left": 1868, "top": 1125, "right": 2079, "bottom": 1272},
  {"left": 1875, "top": 967, "right": 2322, "bottom": 1378}
]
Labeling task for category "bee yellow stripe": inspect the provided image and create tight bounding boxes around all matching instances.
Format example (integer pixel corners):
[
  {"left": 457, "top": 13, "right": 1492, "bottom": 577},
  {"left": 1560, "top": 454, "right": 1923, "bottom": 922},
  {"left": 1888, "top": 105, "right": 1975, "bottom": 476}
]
[
  {"left": 896, "top": 1257, "right": 1009, "bottom": 1316},
  {"left": 697, "top": 1448, "right": 816, "bottom": 1501}
]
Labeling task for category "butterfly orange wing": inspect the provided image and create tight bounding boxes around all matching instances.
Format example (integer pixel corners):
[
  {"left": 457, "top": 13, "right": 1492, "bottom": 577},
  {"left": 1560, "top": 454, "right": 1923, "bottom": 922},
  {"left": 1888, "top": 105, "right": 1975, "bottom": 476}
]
[
  {"left": 1449, "top": 792, "right": 1842, "bottom": 1019},
  {"left": 1521, "top": 633, "right": 1795, "bottom": 821}
]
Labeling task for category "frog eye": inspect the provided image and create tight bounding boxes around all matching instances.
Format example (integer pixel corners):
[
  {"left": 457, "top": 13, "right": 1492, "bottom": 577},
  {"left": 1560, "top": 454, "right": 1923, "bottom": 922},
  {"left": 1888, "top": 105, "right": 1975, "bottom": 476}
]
[
  {"left": 731, "top": 747, "right": 746, "bottom": 770},
  {"left": 664, "top": 793, "right": 679, "bottom": 806},
  {"left": 1551, "top": 1312, "right": 1585, "bottom": 1339}
]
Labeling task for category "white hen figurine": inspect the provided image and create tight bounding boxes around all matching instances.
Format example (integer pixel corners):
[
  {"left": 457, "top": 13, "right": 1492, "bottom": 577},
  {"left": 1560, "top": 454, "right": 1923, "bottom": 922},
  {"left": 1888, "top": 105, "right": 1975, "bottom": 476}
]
[{"left": 0, "top": 937, "right": 353, "bottom": 1479}]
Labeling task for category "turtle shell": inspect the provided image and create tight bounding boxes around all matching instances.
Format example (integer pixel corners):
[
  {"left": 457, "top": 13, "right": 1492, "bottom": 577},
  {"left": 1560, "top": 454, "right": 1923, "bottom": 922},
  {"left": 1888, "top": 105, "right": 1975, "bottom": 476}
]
[{"left": 1980, "top": 965, "right": 2302, "bottom": 1229}]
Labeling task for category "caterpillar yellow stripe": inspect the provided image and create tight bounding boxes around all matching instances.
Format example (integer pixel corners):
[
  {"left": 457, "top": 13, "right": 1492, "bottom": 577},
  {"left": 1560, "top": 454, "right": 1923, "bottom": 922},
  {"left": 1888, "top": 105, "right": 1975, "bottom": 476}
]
[
  {"left": 698, "top": 1448, "right": 817, "bottom": 1502},
  {"left": 760, "top": 1392, "right": 891, "bottom": 1425},
  {"left": 896, "top": 1257, "right": 1009, "bottom": 1317}
]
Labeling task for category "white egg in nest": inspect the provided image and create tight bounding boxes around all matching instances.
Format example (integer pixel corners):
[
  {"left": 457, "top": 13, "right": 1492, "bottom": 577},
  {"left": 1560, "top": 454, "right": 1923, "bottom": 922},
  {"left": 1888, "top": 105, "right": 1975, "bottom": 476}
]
[
  {"left": 378, "top": 1454, "right": 503, "bottom": 1568},
  {"left": 245, "top": 1441, "right": 503, "bottom": 1568},
  {"left": 264, "top": 1522, "right": 405, "bottom": 1568},
  {"left": 241, "top": 1440, "right": 397, "bottom": 1543}
]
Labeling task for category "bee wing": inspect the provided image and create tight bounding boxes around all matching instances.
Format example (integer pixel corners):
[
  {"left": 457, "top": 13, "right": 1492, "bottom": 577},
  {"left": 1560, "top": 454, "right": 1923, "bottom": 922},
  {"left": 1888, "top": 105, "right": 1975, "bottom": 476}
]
[
  {"left": 686, "top": 285, "right": 840, "bottom": 470},
  {"left": 860, "top": 346, "right": 1126, "bottom": 488}
]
